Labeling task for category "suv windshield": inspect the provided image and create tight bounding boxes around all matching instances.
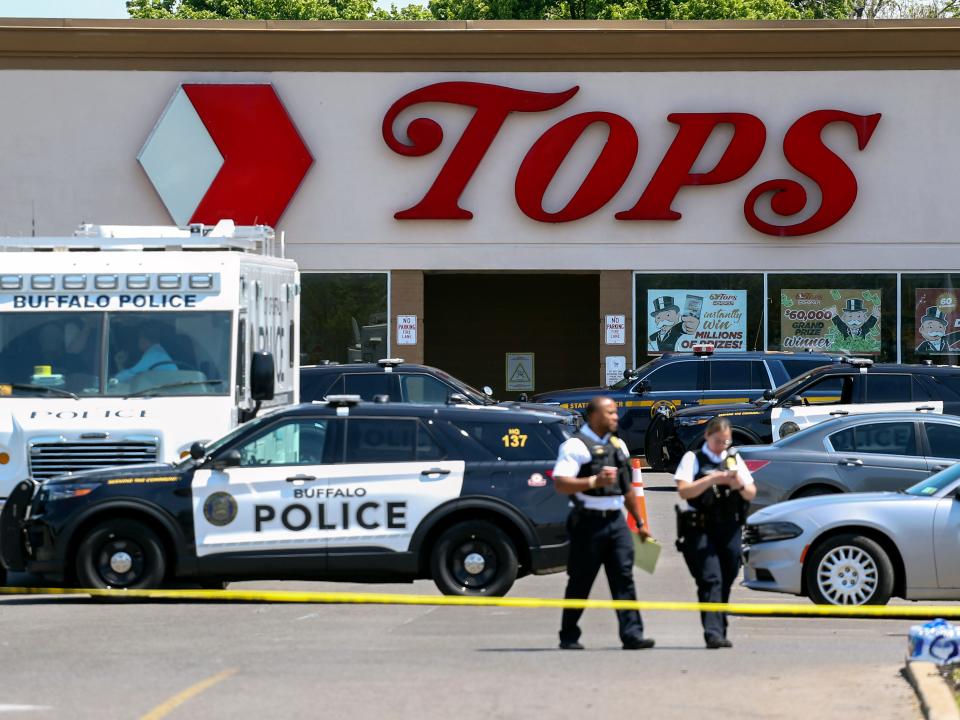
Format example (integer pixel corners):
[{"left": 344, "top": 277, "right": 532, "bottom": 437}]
[
  {"left": 0, "top": 311, "right": 231, "bottom": 397},
  {"left": 609, "top": 360, "right": 657, "bottom": 390},
  {"left": 434, "top": 369, "right": 495, "bottom": 405},
  {"left": 766, "top": 367, "right": 838, "bottom": 403}
]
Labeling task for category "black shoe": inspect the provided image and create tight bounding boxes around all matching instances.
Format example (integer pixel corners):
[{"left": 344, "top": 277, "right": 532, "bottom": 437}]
[
  {"left": 705, "top": 635, "right": 732, "bottom": 649},
  {"left": 559, "top": 640, "right": 585, "bottom": 650},
  {"left": 622, "top": 637, "right": 655, "bottom": 650}
]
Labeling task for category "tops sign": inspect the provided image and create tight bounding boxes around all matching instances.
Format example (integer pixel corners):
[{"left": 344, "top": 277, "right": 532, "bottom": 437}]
[{"left": 382, "top": 82, "right": 881, "bottom": 237}]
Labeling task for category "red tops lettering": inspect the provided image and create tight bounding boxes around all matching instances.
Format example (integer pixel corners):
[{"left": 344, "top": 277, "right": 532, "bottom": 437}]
[{"left": 382, "top": 81, "right": 881, "bottom": 237}]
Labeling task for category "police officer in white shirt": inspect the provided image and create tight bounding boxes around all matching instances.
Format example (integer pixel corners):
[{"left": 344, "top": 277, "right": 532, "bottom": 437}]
[
  {"left": 674, "top": 416, "right": 757, "bottom": 649},
  {"left": 553, "top": 396, "right": 654, "bottom": 651}
]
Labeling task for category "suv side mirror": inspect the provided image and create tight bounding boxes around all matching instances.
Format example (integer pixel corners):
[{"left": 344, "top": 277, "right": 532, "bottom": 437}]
[
  {"left": 210, "top": 449, "right": 242, "bottom": 471},
  {"left": 189, "top": 442, "right": 206, "bottom": 461},
  {"left": 251, "top": 351, "right": 276, "bottom": 402},
  {"left": 635, "top": 379, "right": 651, "bottom": 394},
  {"left": 447, "top": 392, "right": 469, "bottom": 404}
]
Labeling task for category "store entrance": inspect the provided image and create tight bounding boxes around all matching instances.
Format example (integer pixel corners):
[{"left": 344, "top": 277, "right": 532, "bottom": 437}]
[{"left": 424, "top": 273, "right": 600, "bottom": 399}]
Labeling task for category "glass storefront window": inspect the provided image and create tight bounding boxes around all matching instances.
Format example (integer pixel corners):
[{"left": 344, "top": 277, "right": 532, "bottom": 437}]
[
  {"left": 766, "top": 274, "right": 896, "bottom": 361},
  {"left": 301, "top": 273, "right": 389, "bottom": 365},
  {"left": 901, "top": 275, "right": 960, "bottom": 365},
  {"left": 633, "top": 273, "right": 764, "bottom": 367}
]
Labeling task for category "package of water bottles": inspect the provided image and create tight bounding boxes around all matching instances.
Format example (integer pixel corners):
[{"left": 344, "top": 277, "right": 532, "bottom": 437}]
[{"left": 908, "top": 619, "right": 960, "bottom": 664}]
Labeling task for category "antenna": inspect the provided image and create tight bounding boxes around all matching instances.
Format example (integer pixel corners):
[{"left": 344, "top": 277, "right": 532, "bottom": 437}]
[{"left": 31, "top": 200, "right": 36, "bottom": 237}]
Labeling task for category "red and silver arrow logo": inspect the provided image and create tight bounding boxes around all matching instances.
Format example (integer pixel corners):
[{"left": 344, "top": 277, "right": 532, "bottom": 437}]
[{"left": 139, "top": 84, "right": 313, "bottom": 227}]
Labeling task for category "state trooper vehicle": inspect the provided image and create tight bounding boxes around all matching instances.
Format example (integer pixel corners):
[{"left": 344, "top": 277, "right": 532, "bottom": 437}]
[
  {"left": 533, "top": 348, "right": 836, "bottom": 456},
  {"left": 645, "top": 358, "right": 960, "bottom": 471},
  {"left": 0, "top": 397, "right": 570, "bottom": 596}
]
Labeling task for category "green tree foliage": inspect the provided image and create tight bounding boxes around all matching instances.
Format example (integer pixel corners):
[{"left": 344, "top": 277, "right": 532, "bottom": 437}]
[{"left": 131, "top": 0, "right": 919, "bottom": 23}]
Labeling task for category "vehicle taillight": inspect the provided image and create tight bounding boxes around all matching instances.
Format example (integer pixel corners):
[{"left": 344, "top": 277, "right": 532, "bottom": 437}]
[{"left": 744, "top": 459, "right": 770, "bottom": 473}]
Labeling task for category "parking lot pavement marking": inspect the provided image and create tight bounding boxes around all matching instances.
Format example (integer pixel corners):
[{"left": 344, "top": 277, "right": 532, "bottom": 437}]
[{"left": 139, "top": 669, "right": 237, "bottom": 720}]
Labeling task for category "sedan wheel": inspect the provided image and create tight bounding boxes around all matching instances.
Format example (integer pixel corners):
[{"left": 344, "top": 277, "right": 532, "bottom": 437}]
[{"left": 805, "top": 534, "right": 894, "bottom": 606}]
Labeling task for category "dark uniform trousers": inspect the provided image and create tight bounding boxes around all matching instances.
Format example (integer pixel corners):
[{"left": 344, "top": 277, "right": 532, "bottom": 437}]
[
  {"left": 680, "top": 520, "right": 742, "bottom": 640},
  {"left": 560, "top": 511, "right": 644, "bottom": 645}
]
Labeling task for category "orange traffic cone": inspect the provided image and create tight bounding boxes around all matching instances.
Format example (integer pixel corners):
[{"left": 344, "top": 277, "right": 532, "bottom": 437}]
[{"left": 628, "top": 456, "right": 650, "bottom": 532}]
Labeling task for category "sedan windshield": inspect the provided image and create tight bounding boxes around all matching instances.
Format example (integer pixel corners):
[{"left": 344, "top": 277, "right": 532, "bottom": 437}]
[
  {"left": 905, "top": 463, "right": 960, "bottom": 497},
  {"left": 0, "top": 311, "right": 231, "bottom": 397}
]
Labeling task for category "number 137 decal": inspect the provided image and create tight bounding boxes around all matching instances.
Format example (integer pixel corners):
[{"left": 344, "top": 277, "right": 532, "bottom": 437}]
[{"left": 502, "top": 428, "right": 528, "bottom": 448}]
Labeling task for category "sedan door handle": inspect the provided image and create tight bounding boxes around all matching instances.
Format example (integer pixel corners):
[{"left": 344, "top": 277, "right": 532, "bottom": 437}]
[
  {"left": 285, "top": 474, "right": 317, "bottom": 482},
  {"left": 829, "top": 410, "right": 849, "bottom": 416},
  {"left": 421, "top": 468, "right": 451, "bottom": 477},
  {"left": 933, "top": 464, "right": 951, "bottom": 472},
  {"left": 916, "top": 406, "right": 936, "bottom": 412},
  {"left": 839, "top": 458, "right": 863, "bottom": 467}
]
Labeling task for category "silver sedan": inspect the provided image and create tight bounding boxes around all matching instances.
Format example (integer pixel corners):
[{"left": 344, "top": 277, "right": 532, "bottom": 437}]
[
  {"left": 738, "top": 412, "right": 960, "bottom": 513},
  {"left": 743, "top": 463, "right": 960, "bottom": 605}
]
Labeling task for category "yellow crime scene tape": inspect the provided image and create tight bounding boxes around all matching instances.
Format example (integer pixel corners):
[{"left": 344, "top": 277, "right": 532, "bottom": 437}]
[{"left": 1, "top": 584, "right": 960, "bottom": 619}]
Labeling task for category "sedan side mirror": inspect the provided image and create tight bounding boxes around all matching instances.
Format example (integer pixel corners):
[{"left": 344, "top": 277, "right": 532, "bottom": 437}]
[
  {"left": 763, "top": 389, "right": 775, "bottom": 400},
  {"left": 209, "top": 449, "right": 242, "bottom": 471},
  {"left": 189, "top": 442, "right": 207, "bottom": 461},
  {"left": 447, "top": 392, "right": 469, "bottom": 404}
]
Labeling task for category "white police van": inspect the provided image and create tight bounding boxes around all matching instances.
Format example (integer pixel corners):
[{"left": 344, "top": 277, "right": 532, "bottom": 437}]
[{"left": 0, "top": 221, "right": 299, "bottom": 506}]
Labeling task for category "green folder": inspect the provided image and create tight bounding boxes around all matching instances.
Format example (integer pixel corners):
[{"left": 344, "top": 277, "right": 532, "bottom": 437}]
[{"left": 632, "top": 535, "right": 662, "bottom": 575}]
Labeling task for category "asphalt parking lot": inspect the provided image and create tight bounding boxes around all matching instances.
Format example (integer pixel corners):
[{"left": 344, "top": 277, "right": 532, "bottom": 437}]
[{"left": 0, "top": 474, "right": 921, "bottom": 719}]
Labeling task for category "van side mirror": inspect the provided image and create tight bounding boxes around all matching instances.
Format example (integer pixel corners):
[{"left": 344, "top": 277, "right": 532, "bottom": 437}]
[
  {"left": 189, "top": 442, "right": 206, "bottom": 460},
  {"left": 210, "top": 449, "right": 242, "bottom": 471},
  {"left": 251, "top": 351, "right": 275, "bottom": 402}
]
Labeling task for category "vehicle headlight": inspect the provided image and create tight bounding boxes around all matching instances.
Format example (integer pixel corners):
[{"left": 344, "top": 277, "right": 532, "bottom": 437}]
[
  {"left": 42, "top": 483, "right": 99, "bottom": 502},
  {"left": 676, "top": 416, "right": 710, "bottom": 427},
  {"left": 748, "top": 521, "right": 803, "bottom": 543}
]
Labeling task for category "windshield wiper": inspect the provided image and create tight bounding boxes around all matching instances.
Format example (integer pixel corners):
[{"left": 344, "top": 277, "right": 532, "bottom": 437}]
[
  {"left": 125, "top": 380, "right": 223, "bottom": 398},
  {"left": 9, "top": 383, "right": 79, "bottom": 400}
]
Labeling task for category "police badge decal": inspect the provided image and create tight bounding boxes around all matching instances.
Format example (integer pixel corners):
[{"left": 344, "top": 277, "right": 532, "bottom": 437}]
[{"left": 204, "top": 492, "right": 238, "bottom": 527}]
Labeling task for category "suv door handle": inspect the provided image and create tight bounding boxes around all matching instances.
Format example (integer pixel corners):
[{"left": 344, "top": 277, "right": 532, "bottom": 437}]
[
  {"left": 829, "top": 410, "right": 849, "bottom": 416},
  {"left": 286, "top": 474, "right": 317, "bottom": 482},
  {"left": 421, "top": 468, "right": 451, "bottom": 477},
  {"left": 916, "top": 406, "right": 936, "bottom": 412},
  {"left": 839, "top": 458, "right": 863, "bottom": 467}
]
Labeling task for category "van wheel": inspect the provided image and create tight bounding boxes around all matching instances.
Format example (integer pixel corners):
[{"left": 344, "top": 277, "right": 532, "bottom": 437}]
[
  {"left": 805, "top": 533, "right": 893, "bottom": 606},
  {"left": 75, "top": 519, "right": 166, "bottom": 590},
  {"left": 430, "top": 521, "right": 518, "bottom": 597}
]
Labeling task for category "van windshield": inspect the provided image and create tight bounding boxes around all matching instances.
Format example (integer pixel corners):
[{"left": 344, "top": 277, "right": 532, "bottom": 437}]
[{"left": 0, "top": 311, "right": 232, "bottom": 397}]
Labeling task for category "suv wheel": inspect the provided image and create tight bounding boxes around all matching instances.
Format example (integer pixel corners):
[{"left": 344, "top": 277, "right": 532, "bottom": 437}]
[
  {"left": 805, "top": 533, "right": 893, "bottom": 606},
  {"left": 430, "top": 520, "right": 518, "bottom": 597},
  {"left": 75, "top": 519, "right": 166, "bottom": 590}
]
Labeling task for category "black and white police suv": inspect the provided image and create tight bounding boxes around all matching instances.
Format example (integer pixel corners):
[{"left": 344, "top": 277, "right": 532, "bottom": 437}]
[
  {"left": 645, "top": 358, "right": 960, "bottom": 472},
  {"left": 302, "top": 358, "right": 580, "bottom": 427},
  {"left": 0, "top": 397, "right": 571, "bottom": 596}
]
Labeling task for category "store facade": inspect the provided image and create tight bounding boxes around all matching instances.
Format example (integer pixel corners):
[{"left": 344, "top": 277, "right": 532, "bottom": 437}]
[{"left": 2, "top": 20, "right": 960, "bottom": 397}]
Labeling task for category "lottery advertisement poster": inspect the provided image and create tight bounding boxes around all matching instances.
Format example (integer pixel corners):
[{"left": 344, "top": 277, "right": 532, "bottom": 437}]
[
  {"left": 780, "top": 289, "right": 881, "bottom": 354},
  {"left": 647, "top": 290, "right": 747, "bottom": 353},
  {"left": 915, "top": 289, "right": 960, "bottom": 354}
]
